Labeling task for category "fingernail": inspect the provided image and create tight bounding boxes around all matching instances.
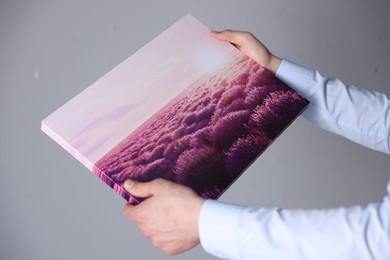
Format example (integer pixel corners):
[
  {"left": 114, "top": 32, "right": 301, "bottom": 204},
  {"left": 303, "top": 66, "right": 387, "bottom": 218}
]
[{"left": 124, "top": 180, "right": 134, "bottom": 191}]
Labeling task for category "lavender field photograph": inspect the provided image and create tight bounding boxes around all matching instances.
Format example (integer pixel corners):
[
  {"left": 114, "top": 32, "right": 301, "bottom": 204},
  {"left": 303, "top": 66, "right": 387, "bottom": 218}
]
[
  {"left": 94, "top": 51, "right": 308, "bottom": 203},
  {"left": 42, "top": 15, "right": 308, "bottom": 204}
]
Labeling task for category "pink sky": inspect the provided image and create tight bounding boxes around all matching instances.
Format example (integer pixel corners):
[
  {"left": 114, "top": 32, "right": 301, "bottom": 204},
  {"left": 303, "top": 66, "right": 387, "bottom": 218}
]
[{"left": 42, "top": 14, "right": 236, "bottom": 168}]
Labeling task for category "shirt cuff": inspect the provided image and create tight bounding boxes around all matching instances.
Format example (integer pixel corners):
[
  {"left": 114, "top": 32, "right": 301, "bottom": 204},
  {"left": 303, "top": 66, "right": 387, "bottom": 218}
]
[
  {"left": 275, "top": 59, "right": 314, "bottom": 97},
  {"left": 199, "top": 200, "right": 245, "bottom": 260}
]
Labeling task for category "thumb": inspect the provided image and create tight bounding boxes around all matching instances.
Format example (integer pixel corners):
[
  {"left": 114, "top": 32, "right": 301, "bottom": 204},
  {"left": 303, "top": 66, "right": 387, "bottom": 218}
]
[
  {"left": 211, "top": 30, "right": 243, "bottom": 46},
  {"left": 123, "top": 180, "right": 154, "bottom": 198},
  {"left": 210, "top": 30, "right": 231, "bottom": 42}
]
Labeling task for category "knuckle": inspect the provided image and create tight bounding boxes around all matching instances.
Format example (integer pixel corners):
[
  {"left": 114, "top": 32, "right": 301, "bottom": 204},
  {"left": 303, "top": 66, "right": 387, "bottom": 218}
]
[
  {"left": 123, "top": 208, "right": 130, "bottom": 219},
  {"left": 163, "top": 247, "right": 177, "bottom": 255},
  {"left": 133, "top": 210, "right": 147, "bottom": 223},
  {"left": 152, "top": 239, "right": 172, "bottom": 254},
  {"left": 131, "top": 182, "right": 140, "bottom": 192},
  {"left": 242, "top": 31, "right": 254, "bottom": 40},
  {"left": 123, "top": 205, "right": 135, "bottom": 220},
  {"left": 153, "top": 178, "right": 165, "bottom": 185},
  {"left": 128, "top": 206, "right": 147, "bottom": 224},
  {"left": 156, "top": 242, "right": 175, "bottom": 255},
  {"left": 141, "top": 227, "right": 153, "bottom": 238},
  {"left": 151, "top": 239, "right": 162, "bottom": 248},
  {"left": 149, "top": 237, "right": 179, "bottom": 255},
  {"left": 152, "top": 178, "right": 168, "bottom": 190}
]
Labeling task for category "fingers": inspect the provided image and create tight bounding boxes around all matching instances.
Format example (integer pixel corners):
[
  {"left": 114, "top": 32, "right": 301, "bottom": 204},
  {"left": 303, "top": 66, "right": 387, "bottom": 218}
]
[
  {"left": 124, "top": 179, "right": 154, "bottom": 198},
  {"left": 124, "top": 178, "right": 171, "bottom": 198},
  {"left": 122, "top": 197, "right": 147, "bottom": 222},
  {"left": 122, "top": 178, "right": 202, "bottom": 255},
  {"left": 211, "top": 29, "right": 240, "bottom": 45},
  {"left": 211, "top": 29, "right": 281, "bottom": 74},
  {"left": 211, "top": 30, "right": 252, "bottom": 47},
  {"left": 123, "top": 202, "right": 135, "bottom": 220},
  {"left": 210, "top": 30, "right": 230, "bottom": 41}
]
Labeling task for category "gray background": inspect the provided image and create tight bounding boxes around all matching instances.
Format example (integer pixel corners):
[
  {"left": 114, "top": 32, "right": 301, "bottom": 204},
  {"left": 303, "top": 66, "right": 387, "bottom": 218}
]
[{"left": 1, "top": 0, "right": 389, "bottom": 259}]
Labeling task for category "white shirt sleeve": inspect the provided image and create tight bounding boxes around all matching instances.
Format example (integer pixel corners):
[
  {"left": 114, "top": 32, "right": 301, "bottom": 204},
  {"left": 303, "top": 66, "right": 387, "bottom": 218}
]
[{"left": 199, "top": 59, "right": 390, "bottom": 260}]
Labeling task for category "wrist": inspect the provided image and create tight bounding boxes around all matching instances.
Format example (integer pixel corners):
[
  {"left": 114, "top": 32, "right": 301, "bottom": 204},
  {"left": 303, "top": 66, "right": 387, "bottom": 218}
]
[
  {"left": 193, "top": 198, "right": 206, "bottom": 239},
  {"left": 266, "top": 55, "right": 282, "bottom": 74}
]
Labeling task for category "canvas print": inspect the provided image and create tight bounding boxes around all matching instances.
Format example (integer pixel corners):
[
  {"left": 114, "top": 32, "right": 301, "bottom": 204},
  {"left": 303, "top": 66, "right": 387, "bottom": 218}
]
[{"left": 41, "top": 14, "right": 309, "bottom": 204}]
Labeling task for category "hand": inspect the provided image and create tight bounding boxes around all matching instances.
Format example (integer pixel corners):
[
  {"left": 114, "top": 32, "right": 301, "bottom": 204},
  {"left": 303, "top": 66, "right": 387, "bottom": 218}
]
[
  {"left": 123, "top": 178, "right": 205, "bottom": 255},
  {"left": 211, "top": 30, "right": 282, "bottom": 74}
]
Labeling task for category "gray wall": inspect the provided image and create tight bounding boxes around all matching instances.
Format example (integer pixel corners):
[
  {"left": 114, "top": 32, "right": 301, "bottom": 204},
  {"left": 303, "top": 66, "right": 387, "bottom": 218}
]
[{"left": 1, "top": 0, "right": 389, "bottom": 259}]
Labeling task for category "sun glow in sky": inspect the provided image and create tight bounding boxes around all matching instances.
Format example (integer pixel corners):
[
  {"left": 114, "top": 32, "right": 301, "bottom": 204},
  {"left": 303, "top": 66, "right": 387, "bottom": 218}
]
[{"left": 42, "top": 14, "right": 235, "bottom": 165}]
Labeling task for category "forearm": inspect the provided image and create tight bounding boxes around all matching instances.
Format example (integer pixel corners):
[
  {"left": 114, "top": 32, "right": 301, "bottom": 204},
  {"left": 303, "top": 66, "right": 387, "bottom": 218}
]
[
  {"left": 199, "top": 196, "right": 390, "bottom": 260},
  {"left": 276, "top": 59, "right": 390, "bottom": 154}
]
